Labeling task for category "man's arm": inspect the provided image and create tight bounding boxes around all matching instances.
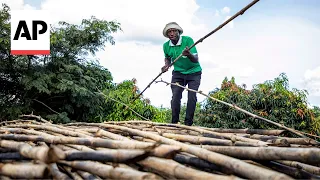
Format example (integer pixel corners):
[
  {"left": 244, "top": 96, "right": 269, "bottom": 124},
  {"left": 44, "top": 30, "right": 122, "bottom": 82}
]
[{"left": 183, "top": 47, "right": 199, "bottom": 63}]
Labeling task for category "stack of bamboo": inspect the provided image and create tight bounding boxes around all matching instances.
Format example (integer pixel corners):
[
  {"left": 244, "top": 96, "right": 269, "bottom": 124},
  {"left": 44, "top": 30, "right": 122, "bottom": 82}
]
[{"left": 0, "top": 116, "right": 319, "bottom": 179}]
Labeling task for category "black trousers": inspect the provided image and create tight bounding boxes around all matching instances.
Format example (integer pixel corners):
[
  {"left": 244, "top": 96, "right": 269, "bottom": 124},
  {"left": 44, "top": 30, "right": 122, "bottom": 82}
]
[{"left": 171, "top": 70, "right": 201, "bottom": 126}]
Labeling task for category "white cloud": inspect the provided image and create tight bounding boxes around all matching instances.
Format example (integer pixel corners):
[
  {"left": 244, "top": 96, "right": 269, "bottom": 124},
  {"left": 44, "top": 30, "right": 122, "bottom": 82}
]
[
  {"left": 221, "top": 7, "right": 231, "bottom": 14},
  {"left": 303, "top": 66, "right": 320, "bottom": 96}
]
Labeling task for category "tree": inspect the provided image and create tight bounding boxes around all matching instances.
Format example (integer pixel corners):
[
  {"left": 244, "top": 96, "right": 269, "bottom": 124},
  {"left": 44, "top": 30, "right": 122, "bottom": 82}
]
[
  {"left": 198, "top": 73, "right": 320, "bottom": 136},
  {"left": 0, "top": 3, "right": 122, "bottom": 122}
]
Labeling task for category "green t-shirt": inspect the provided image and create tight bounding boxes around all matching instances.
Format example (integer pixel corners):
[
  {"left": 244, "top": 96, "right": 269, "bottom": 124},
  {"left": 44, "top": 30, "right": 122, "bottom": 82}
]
[{"left": 163, "top": 36, "right": 202, "bottom": 74}]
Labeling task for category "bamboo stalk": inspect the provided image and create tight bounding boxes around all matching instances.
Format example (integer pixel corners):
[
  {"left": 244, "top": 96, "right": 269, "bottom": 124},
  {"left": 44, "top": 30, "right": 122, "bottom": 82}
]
[
  {"left": 0, "top": 134, "right": 156, "bottom": 150},
  {"left": 19, "top": 114, "right": 51, "bottom": 123},
  {"left": 0, "top": 140, "right": 65, "bottom": 163},
  {"left": 162, "top": 133, "right": 234, "bottom": 146},
  {"left": 0, "top": 152, "right": 29, "bottom": 160},
  {"left": 63, "top": 166, "right": 84, "bottom": 180},
  {"left": 149, "top": 144, "right": 181, "bottom": 158},
  {"left": 77, "top": 170, "right": 102, "bottom": 180},
  {"left": 257, "top": 161, "right": 320, "bottom": 179},
  {"left": 94, "top": 123, "right": 292, "bottom": 179},
  {"left": 201, "top": 146, "right": 320, "bottom": 164},
  {"left": 173, "top": 153, "right": 233, "bottom": 175},
  {"left": 0, "top": 163, "right": 49, "bottom": 179},
  {"left": 276, "top": 160, "right": 320, "bottom": 175},
  {"left": 155, "top": 79, "right": 314, "bottom": 140},
  {"left": 4, "top": 124, "right": 92, "bottom": 138},
  {"left": 59, "top": 160, "right": 162, "bottom": 179},
  {"left": 202, "top": 127, "right": 285, "bottom": 136},
  {"left": 64, "top": 149, "right": 147, "bottom": 162},
  {"left": 137, "top": 156, "right": 241, "bottom": 180},
  {"left": 49, "top": 163, "right": 71, "bottom": 180}
]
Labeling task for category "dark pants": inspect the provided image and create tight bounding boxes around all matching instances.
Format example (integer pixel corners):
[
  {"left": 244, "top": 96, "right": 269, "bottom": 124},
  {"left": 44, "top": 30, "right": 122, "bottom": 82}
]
[{"left": 171, "top": 70, "right": 201, "bottom": 126}]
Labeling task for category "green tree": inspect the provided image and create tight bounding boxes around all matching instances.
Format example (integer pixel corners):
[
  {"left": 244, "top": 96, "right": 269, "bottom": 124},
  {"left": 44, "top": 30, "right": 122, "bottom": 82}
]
[
  {"left": 100, "top": 78, "right": 167, "bottom": 123},
  {"left": 0, "top": 3, "right": 121, "bottom": 123},
  {"left": 199, "top": 73, "right": 319, "bottom": 135}
]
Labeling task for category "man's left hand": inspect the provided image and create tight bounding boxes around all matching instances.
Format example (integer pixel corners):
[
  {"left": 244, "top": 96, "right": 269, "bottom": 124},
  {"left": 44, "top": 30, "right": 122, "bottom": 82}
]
[{"left": 182, "top": 46, "right": 191, "bottom": 56}]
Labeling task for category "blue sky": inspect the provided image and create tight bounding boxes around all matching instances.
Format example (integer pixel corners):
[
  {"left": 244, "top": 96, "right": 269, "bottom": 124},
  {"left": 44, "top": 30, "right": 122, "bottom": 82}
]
[{"left": 3, "top": 0, "right": 320, "bottom": 108}]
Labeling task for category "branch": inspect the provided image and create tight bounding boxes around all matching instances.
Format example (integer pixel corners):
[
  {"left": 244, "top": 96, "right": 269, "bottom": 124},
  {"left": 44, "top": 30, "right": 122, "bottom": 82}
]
[
  {"left": 32, "top": 99, "right": 61, "bottom": 115},
  {"left": 96, "top": 89, "right": 150, "bottom": 121},
  {"left": 155, "top": 79, "right": 317, "bottom": 142}
]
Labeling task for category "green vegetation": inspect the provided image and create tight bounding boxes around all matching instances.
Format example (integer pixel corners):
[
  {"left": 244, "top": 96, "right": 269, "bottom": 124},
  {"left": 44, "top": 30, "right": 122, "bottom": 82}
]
[{"left": 0, "top": 3, "right": 319, "bottom": 136}]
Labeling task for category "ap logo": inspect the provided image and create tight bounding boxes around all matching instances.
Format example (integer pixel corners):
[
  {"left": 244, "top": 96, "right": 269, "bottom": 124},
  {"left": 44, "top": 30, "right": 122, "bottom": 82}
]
[{"left": 10, "top": 10, "right": 50, "bottom": 55}]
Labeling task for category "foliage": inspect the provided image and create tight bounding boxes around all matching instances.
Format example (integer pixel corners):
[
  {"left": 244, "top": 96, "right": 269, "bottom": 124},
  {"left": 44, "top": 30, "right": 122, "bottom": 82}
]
[
  {"left": 198, "top": 73, "right": 320, "bottom": 135},
  {"left": 100, "top": 78, "right": 167, "bottom": 123},
  {"left": 0, "top": 4, "right": 121, "bottom": 123}
]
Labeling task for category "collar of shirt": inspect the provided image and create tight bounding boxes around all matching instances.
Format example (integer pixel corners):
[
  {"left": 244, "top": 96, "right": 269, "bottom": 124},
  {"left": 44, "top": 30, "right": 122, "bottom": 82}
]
[{"left": 169, "top": 36, "right": 182, "bottom": 46}]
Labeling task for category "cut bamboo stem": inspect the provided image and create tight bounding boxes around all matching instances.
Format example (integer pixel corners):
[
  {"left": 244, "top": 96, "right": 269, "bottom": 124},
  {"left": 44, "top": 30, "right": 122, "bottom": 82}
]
[
  {"left": 173, "top": 153, "right": 233, "bottom": 175},
  {"left": 64, "top": 149, "right": 147, "bottom": 162},
  {"left": 0, "top": 134, "right": 156, "bottom": 150},
  {"left": 202, "top": 127, "right": 285, "bottom": 136},
  {"left": 0, "top": 140, "right": 65, "bottom": 163},
  {"left": 162, "top": 133, "right": 233, "bottom": 146},
  {"left": 49, "top": 163, "right": 71, "bottom": 180},
  {"left": 77, "top": 170, "right": 102, "bottom": 180},
  {"left": 137, "top": 156, "right": 242, "bottom": 180},
  {"left": 0, "top": 163, "right": 49, "bottom": 179},
  {"left": 276, "top": 160, "right": 320, "bottom": 175},
  {"left": 4, "top": 124, "right": 91, "bottom": 138},
  {"left": 201, "top": 146, "right": 320, "bottom": 164},
  {"left": 63, "top": 166, "right": 84, "bottom": 180},
  {"left": 59, "top": 160, "right": 162, "bottom": 179}
]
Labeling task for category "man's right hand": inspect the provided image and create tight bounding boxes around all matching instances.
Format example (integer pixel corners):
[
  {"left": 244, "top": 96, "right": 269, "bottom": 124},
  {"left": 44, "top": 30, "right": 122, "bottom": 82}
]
[{"left": 161, "top": 65, "right": 169, "bottom": 73}]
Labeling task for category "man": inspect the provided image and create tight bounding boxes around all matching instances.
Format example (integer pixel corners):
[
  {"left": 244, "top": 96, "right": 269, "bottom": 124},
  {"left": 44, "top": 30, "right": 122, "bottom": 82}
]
[{"left": 161, "top": 22, "right": 202, "bottom": 126}]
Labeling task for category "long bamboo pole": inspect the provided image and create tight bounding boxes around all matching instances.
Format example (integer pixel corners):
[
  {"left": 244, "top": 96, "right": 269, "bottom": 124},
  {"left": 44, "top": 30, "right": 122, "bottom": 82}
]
[
  {"left": 137, "top": 156, "right": 241, "bottom": 180},
  {"left": 132, "top": 0, "right": 260, "bottom": 102},
  {"left": 155, "top": 79, "right": 316, "bottom": 141},
  {"left": 201, "top": 146, "right": 320, "bottom": 164},
  {"left": 59, "top": 160, "right": 162, "bottom": 180},
  {"left": 0, "top": 134, "right": 156, "bottom": 150}
]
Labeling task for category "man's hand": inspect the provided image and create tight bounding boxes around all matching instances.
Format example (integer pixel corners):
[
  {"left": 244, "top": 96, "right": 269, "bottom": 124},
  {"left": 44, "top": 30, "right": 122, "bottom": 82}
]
[
  {"left": 182, "top": 46, "right": 192, "bottom": 56},
  {"left": 161, "top": 65, "right": 169, "bottom": 73}
]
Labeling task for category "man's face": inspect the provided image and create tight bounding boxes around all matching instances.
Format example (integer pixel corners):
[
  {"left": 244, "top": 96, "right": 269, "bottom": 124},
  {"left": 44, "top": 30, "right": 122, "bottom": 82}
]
[{"left": 167, "top": 28, "right": 179, "bottom": 41}]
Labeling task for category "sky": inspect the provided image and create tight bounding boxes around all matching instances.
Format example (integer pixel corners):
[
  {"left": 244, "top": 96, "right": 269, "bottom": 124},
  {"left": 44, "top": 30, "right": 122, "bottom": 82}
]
[{"left": 2, "top": 0, "right": 320, "bottom": 108}]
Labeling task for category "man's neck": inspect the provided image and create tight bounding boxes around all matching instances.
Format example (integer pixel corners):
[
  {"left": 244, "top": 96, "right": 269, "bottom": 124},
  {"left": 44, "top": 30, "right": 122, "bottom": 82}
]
[{"left": 171, "top": 39, "right": 179, "bottom": 45}]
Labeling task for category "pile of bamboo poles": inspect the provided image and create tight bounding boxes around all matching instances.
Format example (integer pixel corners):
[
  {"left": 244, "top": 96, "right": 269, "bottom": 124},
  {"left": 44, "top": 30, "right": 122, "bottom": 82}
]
[{"left": 0, "top": 116, "right": 319, "bottom": 179}]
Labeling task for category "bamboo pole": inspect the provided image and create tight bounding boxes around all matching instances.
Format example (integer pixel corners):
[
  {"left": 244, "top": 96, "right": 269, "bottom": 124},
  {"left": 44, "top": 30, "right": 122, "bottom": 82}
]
[
  {"left": 63, "top": 166, "right": 84, "bottom": 180},
  {"left": 0, "top": 163, "right": 49, "bottom": 179},
  {"left": 64, "top": 149, "right": 147, "bottom": 162},
  {"left": 0, "top": 134, "right": 156, "bottom": 150},
  {"left": 4, "top": 124, "right": 92, "bottom": 138},
  {"left": 49, "top": 163, "right": 71, "bottom": 180},
  {"left": 0, "top": 140, "right": 65, "bottom": 163},
  {"left": 202, "top": 127, "right": 285, "bottom": 136},
  {"left": 137, "top": 156, "right": 242, "bottom": 180},
  {"left": 59, "top": 160, "right": 162, "bottom": 180},
  {"left": 173, "top": 153, "right": 233, "bottom": 175},
  {"left": 201, "top": 146, "right": 320, "bottom": 164},
  {"left": 77, "top": 170, "right": 102, "bottom": 180},
  {"left": 276, "top": 160, "right": 320, "bottom": 175},
  {"left": 149, "top": 144, "right": 181, "bottom": 158},
  {"left": 162, "top": 133, "right": 233, "bottom": 146},
  {"left": 155, "top": 79, "right": 314, "bottom": 140},
  {"left": 0, "top": 152, "right": 29, "bottom": 161},
  {"left": 93, "top": 123, "right": 292, "bottom": 179},
  {"left": 257, "top": 161, "right": 320, "bottom": 179}
]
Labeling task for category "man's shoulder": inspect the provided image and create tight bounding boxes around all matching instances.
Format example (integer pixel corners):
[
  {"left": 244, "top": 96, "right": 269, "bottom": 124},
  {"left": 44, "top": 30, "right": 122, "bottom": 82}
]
[{"left": 181, "top": 35, "right": 194, "bottom": 41}]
